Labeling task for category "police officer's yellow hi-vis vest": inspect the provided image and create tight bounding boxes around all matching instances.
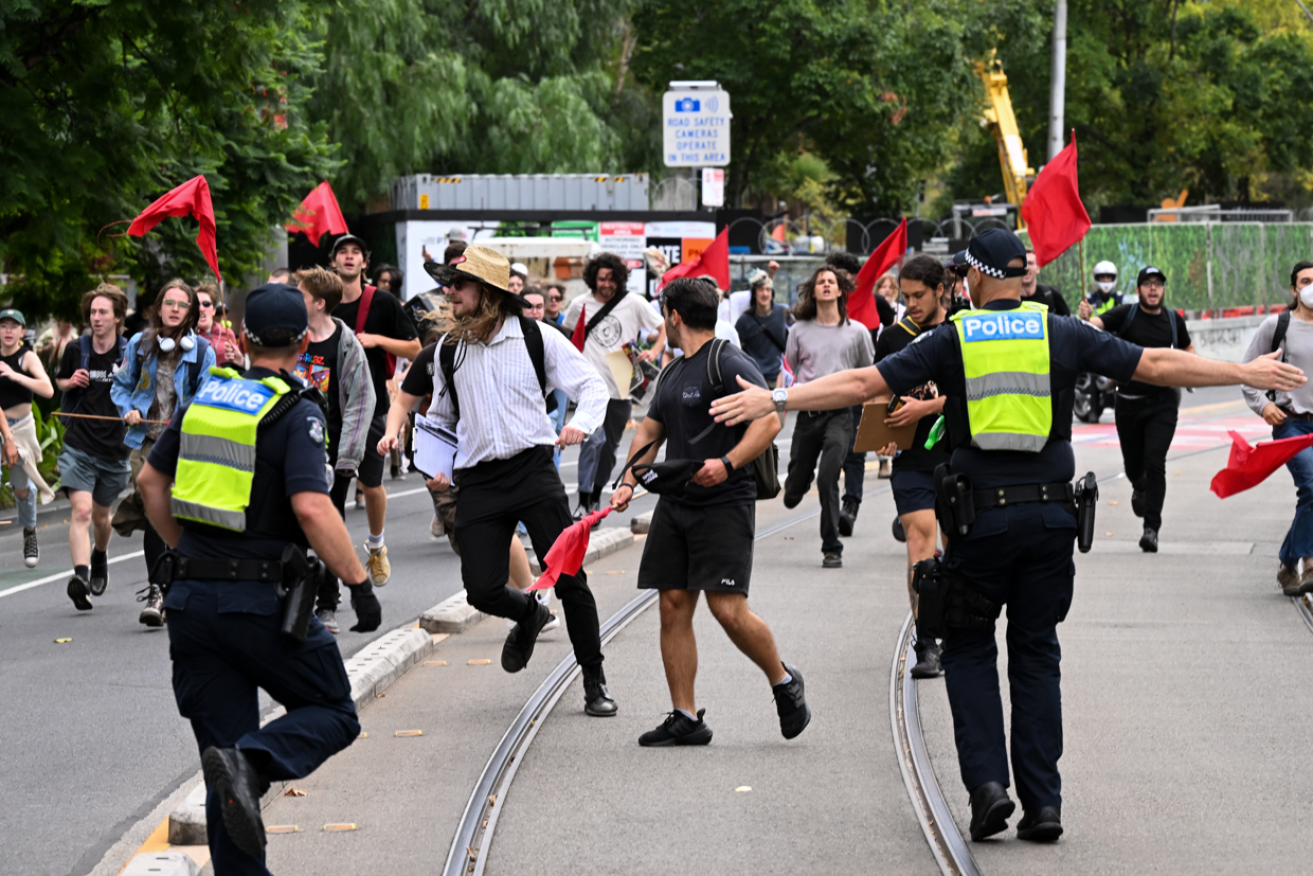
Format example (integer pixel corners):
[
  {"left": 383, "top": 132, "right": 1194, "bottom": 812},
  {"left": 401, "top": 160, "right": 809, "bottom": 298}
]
[
  {"left": 951, "top": 302, "right": 1052, "bottom": 452},
  {"left": 170, "top": 367, "right": 290, "bottom": 531}
]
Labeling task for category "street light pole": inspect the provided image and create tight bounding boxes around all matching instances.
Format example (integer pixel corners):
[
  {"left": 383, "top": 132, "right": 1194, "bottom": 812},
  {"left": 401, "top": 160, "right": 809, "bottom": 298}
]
[{"left": 1047, "top": 0, "right": 1068, "bottom": 161}]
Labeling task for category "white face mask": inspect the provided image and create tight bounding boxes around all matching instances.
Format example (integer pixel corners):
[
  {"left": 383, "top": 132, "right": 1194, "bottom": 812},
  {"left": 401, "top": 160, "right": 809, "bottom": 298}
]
[{"left": 1299, "top": 286, "right": 1313, "bottom": 310}]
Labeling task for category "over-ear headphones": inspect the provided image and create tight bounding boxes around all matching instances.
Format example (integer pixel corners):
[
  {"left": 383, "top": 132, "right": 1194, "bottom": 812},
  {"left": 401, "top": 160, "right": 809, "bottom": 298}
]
[{"left": 157, "top": 335, "right": 196, "bottom": 353}]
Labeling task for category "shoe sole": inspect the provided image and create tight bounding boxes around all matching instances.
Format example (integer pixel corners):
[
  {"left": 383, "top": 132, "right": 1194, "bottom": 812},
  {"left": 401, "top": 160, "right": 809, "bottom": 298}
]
[
  {"left": 201, "top": 749, "right": 266, "bottom": 857},
  {"left": 971, "top": 798, "right": 1016, "bottom": 841},
  {"left": 910, "top": 663, "right": 943, "bottom": 679},
  {"left": 501, "top": 607, "right": 550, "bottom": 673},
  {"left": 139, "top": 610, "right": 164, "bottom": 628},
  {"left": 67, "top": 578, "right": 93, "bottom": 611},
  {"left": 638, "top": 727, "right": 713, "bottom": 747},
  {"left": 778, "top": 664, "right": 812, "bottom": 740},
  {"left": 89, "top": 577, "right": 107, "bottom": 596},
  {"left": 822, "top": 560, "right": 842, "bottom": 568},
  {"left": 1017, "top": 821, "right": 1063, "bottom": 842}
]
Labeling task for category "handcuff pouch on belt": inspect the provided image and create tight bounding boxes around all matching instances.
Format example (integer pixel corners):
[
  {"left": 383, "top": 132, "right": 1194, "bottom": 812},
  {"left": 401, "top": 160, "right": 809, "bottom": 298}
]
[
  {"left": 933, "top": 463, "right": 976, "bottom": 538},
  {"left": 911, "top": 556, "right": 1002, "bottom": 640}
]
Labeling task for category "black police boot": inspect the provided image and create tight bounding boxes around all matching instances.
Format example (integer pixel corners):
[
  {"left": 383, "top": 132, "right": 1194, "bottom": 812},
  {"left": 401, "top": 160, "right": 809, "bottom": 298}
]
[
  {"left": 1131, "top": 487, "right": 1145, "bottom": 518},
  {"left": 1139, "top": 527, "right": 1158, "bottom": 553},
  {"left": 582, "top": 665, "right": 618, "bottom": 716},
  {"left": 838, "top": 497, "right": 859, "bottom": 537},
  {"left": 502, "top": 602, "right": 551, "bottom": 673},
  {"left": 1016, "top": 805, "right": 1063, "bottom": 842},
  {"left": 201, "top": 747, "right": 267, "bottom": 857},
  {"left": 910, "top": 641, "right": 942, "bottom": 679},
  {"left": 968, "top": 781, "right": 1015, "bottom": 841},
  {"left": 892, "top": 515, "right": 906, "bottom": 543}
]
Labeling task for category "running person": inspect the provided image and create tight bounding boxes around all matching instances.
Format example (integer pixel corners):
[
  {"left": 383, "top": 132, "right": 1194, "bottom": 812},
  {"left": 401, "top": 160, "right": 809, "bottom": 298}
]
[
  {"left": 612, "top": 277, "right": 809, "bottom": 746},
  {"left": 0, "top": 308, "right": 55, "bottom": 567}
]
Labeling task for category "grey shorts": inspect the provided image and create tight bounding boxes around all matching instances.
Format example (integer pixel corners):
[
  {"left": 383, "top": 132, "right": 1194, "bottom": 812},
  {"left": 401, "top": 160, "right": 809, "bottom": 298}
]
[{"left": 59, "top": 445, "right": 131, "bottom": 508}]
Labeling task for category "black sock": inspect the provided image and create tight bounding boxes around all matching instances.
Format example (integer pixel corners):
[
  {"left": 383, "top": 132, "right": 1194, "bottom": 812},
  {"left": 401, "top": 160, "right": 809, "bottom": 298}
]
[
  {"left": 91, "top": 548, "right": 107, "bottom": 568},
  {"left": 74, "top": 564, "right": 89, "bottom": 582}
]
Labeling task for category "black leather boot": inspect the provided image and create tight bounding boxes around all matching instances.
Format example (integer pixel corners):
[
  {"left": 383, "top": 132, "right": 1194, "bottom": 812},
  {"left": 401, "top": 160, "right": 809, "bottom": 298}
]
[
  {"left": 201, "top": 747, "right": 267, "bottom": 857},
  {"left": 1016, "top": 805, "right": 1063, "bottom": 842},
  {"left": 968, "top": 781, "right": 1015, "bottom": 841},
  {"left": 583, "top": 665, "right": 618, "bottom": 716}
]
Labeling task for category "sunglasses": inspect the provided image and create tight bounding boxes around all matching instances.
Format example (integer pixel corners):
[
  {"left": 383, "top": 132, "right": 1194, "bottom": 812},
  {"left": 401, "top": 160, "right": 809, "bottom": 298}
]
[{"left": 198, "top": 300, "right": 214, "bottom": 309}]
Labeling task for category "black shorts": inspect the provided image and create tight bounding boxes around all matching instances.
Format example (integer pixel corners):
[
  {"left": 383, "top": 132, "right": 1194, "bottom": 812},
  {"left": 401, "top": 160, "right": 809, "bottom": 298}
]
[
  {"left": 891, "top": 468, "right": 936, "bottom": 516},
  {"left": 354, "top": 415, "right": 387, "bottom": 489},
  {"left": 638, "top": 499, "right": 755, "bottom": 595}
]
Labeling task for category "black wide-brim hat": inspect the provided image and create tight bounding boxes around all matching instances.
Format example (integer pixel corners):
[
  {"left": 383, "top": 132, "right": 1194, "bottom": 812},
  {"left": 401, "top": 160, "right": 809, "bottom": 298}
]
[{"left": 423, "top": 244, "right": 529, "bottom": 311}]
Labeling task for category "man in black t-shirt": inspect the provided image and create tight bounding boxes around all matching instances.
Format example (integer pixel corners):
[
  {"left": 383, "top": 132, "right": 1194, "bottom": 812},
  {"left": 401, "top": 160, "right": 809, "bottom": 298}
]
[
  {"left": 874, "top": 255, "right": 953, "bottom": 678},
  {"left": 1085, "top": 265, "right": 1194, "bottom": 552},
  {"left": 55, "top": 284, "right": 132, "bottom": 607},
  {"left": 1021, "top": 249, "right": 1071, "bottom": 317},
  {"left": 331, "top": 234, "right": 421, "bottom": 586},
  {"left": 612, "top": 278, "right": 811, "bottom": 747}
]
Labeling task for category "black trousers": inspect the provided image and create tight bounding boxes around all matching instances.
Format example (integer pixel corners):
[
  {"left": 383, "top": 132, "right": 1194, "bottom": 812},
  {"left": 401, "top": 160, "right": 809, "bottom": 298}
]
[
  {"left": 842, "top": 404, "right": 866, "bottom": 503},
  {"left": 1114, "top": 392, "right": 1179, "bottom": 532},
  {"left": 454, "top": 446, "right": 603, "bottom": 669},
  {"left": 583, "top": 398, "right": 633, "bottom": 502},
  {"left": 785, "top": 409, "right": 853, "bottom": 554}
]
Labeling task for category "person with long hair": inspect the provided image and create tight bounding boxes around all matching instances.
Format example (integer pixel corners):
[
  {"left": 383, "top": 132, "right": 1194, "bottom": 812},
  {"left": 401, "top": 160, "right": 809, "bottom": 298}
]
[
  {"left": 782, "top": 266, "right": 874, "bottom": 568},
  {"left": 111, "top": 278, "right": 216, "bottom": 626},
  {"left": 195, "top": 284, "right": 241, "bottom": 367},
  {"left": 0, "top": 308, "right": 55, "bottom": 568}
]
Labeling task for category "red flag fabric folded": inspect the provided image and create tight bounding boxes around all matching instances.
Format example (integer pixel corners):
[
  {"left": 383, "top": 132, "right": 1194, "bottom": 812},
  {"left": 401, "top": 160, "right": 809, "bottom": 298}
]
[
  {"left": 127, "top": 175, "right": 221, "bottom": 284},
  {"left": 286, "top": 181, "right": 348, "bottom": 243},
  {"left": 1210, "top": 430, "right": 1313, "bottom": 498},
  {"left": 526, "top": 507, "right": 613, "bottom": 591},
  {"left": 849, "top": 218, "right": 907, "bottom": 330},
  {"left": 660, "top": 227, "right": 730, "bottom": 292},
  {"left": 1020, "top": 134, "right": 1091, "bottom": 267},
  {"left": 571, "top": 306, "right": 588, "bottom": 352}
]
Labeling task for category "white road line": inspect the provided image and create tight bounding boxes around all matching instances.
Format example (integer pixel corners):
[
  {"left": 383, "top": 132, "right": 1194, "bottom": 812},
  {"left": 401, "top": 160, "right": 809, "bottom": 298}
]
[{"left": 0, "top": 550, "right": 145, "bottom": 599}]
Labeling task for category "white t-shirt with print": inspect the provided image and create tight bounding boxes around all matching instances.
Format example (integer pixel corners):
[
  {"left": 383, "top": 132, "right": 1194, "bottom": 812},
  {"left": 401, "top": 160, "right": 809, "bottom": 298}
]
[{"left": 564, "top": 291, "right": 664, "bottom": 399}]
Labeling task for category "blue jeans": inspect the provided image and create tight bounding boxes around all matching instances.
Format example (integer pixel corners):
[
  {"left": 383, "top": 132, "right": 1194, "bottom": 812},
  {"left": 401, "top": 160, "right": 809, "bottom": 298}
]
[
  {"left": 548, "top": 389, "right": 568, "bottom": 468},
  {"left": 1275, "top": 419, "right": 1313, "bottom": 569},
  {"left": 6, "top": 416, "right": 35, "bottom": 530}
]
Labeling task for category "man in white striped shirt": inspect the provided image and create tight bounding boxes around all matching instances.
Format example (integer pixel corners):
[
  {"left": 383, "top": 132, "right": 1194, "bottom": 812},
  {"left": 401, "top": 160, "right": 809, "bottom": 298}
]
[{"left": 379, "top": 245, "right": 617, "bottom": 716}]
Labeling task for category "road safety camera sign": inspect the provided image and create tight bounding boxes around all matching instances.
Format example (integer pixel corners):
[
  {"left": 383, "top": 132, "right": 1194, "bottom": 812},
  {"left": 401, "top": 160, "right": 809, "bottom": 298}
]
[{"left": 663, "top": 90, "right": 731, "bottom": 167}]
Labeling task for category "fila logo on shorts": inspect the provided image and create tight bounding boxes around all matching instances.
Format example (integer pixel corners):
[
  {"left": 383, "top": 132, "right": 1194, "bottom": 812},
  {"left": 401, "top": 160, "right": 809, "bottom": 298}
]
[{"left": 720, "top": 578, "right": 737, "bottom": 587}]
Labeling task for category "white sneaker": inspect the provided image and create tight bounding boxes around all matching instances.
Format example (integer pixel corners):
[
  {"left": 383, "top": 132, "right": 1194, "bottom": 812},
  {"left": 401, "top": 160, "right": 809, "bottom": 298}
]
[
  {"left": 542, "top": 610, "right": 560, "bottom": 632},
  {"left": 430, "top": 514, "right": 444, "bottom": 538}
]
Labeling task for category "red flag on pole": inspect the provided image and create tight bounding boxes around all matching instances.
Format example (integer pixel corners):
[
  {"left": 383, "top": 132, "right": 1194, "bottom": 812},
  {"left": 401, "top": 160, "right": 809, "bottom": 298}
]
[
  {"left": 526, "top": 507, "right": 613, "bottom": 591},
  {"left": 848, "top": 218, "right": 907, "bottom": 330},
  {"left": 660, "top": 227, "right": 730, "bottom": 292},
  {"left": 1021, "top": 133, "right": 1092, "bottom": 267},
  {"left": 127, "top": 176, "right": 221, "bottom": 284},
  {"left": 1210, "top": 430, "right": 1313, "bottom": 498},
  {"left": 286, "top": 181, "right": 348, "bottom": 243},
  {"left": 571, "top": 306, "right": 588, "bottom": 352}
]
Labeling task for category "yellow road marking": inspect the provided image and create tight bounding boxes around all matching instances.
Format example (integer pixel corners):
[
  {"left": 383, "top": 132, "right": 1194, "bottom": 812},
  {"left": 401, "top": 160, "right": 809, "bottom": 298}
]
[{"left": 1180, "top": 400, "right": 1243, "bottom": 414}]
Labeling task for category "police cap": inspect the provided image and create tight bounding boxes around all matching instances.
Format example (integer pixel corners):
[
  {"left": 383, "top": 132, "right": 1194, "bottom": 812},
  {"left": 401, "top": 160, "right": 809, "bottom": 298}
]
[
  {"left": 953, "top": 229, "right": 1029, "bottom": 279},
  {"left": 243, "top": 283, "right": 308, "bottom": 347}
]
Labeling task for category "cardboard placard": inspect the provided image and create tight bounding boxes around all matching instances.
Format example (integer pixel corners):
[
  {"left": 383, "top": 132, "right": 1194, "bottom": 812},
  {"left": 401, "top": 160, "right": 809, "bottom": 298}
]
[{"left": 853, "top": 397, "right": 918, "bottom": 453}]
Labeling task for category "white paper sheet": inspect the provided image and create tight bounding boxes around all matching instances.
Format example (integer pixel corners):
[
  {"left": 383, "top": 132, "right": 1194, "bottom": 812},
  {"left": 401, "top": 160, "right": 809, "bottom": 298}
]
[{"left": 413, "top": 416, "right": 458, "bottom": 479}]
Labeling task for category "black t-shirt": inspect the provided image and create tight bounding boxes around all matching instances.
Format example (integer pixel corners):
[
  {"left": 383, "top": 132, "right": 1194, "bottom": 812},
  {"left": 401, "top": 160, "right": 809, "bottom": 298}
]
[
  {"left": 147, "top": 367, "right": 330, "bottom": 562},
  {"left": 646, "top": 341, "right": 767, "bottom": 507},
  {"left": 335, "top": 287, "right": 418, "bottom": 419},
  {"left": 1023, "top": 283, "right": 1071, "bottom": 317},
  {"left": 58, "top": 339, "right": 128, "bottom": 461},
  {"left": 401, "top": 341, "right": 438, "bottom": 398},
  {"left": 295, "top": 325, "right": 343, "bottom": 437},
  {"left": 1098, "top": 304, "right": 1191, "bottom": 397},
  {"left": 876, "top": 302, "right": 1143, "bottom": 488},
  {"left": 875, "top": 318, "right": 952, "bottom": 473}
]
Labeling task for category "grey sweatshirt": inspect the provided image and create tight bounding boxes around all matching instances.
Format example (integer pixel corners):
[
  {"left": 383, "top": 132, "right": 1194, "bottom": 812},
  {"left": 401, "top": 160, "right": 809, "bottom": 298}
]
[{"left": 1241, "top": 313, "right": 1313, "bottom": 416}]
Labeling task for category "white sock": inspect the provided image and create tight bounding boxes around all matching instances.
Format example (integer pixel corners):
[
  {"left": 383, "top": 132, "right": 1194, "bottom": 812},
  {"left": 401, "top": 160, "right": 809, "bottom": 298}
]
[
  {"left": 773, "top": 672, "right": 793, "bottom": 687},
  {"left": 535, "top": 590, "right": 551, "bottom": 607},
  {"left": 367, "top": 532, "right": 384, "bottom": 549},
  {"left": 676, "top": 708, "right": 698, "bottom": 722}
]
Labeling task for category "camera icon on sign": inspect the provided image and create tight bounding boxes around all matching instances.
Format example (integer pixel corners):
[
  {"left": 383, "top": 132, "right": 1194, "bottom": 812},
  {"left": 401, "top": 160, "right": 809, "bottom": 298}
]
[{"left": 674, "top": 97, "right": 700, "bottom": 113}]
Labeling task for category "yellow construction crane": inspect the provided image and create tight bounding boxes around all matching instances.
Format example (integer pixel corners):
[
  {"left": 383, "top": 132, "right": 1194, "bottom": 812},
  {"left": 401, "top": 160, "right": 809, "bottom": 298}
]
[{"left": 975, "top": 54, "right": 1034, "bottom": 229}]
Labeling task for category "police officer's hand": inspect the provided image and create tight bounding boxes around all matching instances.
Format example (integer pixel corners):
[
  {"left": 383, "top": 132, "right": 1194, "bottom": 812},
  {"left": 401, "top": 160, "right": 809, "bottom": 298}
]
[
  {"left": 1263, "top": 402, "right": 1290, "bottom": 426},
  {"left": 377, "top": 433, "right": 399, "bottom": 456},
  {"left": 347, "top": 582, "right": 382, "bottom": 633},
  {"left": 1244, "top": 350, "right": 1307, "bottom": 393},
  {"left": 426, "top": 472, "right": 451, "bottom": 493},
  {"left": 124, "top": 410, "right": 143, "bottom": 426},
  {"left": 693, "top": 457, "right": 730, "bottom": 487},
  {"left": 1078, "top": 299, "right": 1094, "bottom": 321}
]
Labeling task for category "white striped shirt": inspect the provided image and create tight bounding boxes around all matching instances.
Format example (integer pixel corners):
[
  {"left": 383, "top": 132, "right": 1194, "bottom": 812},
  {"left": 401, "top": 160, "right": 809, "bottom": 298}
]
[{"left": 427, "top": 318, "right": 608, "bottom": 469}]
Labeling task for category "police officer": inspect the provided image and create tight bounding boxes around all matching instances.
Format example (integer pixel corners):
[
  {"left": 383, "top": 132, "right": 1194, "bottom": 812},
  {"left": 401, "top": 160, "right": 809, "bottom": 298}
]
[
  {"left": 138, "top": 284, "right": 381, "bottom": 874},
  {"left": 709, "top": 228, "right": 1304, "bottom": 844}
]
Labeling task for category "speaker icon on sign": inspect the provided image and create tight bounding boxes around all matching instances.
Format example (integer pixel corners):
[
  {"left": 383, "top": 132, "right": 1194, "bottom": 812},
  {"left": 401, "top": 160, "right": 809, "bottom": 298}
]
[{"left": 704, "top": 95, "right": 719, "bottom": 113}]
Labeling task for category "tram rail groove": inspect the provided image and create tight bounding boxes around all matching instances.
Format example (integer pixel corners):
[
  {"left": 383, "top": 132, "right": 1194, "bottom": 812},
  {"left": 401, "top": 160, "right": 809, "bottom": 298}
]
[{"left": 442, "top": 506, "right": 822, "bottom": 876}]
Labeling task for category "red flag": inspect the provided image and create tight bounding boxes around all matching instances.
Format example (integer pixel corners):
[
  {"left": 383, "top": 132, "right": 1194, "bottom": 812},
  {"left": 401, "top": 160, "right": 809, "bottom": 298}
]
[
  {"left": 571, "top": 306, "right": 588, "bottom": 352},
  {"left": 1210, "top": 430, "right": 1313, "bottom": 498},
  {"left": 526, "top": 507, "right": 612, "bottom": 591},
  {"left": 660, "top": 227, "right": 730, "bottom": 291},
  {"left": 286, "top": 181, "right": 348, "bottom": 243},
  {"left": 127, "top": 175, "right": 221, "bottom": 284},
  {"left": 1021, "top": 133, "right": 1091, "bottom": 267},
  {"left": 848, "top": 218, "right": 907, "bottom": 331}
]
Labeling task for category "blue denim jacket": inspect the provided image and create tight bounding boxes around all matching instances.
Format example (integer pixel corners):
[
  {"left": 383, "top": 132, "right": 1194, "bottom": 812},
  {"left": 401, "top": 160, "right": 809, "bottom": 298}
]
[{"left": 110, "top": 330, "right": 216, "bottom": 449}]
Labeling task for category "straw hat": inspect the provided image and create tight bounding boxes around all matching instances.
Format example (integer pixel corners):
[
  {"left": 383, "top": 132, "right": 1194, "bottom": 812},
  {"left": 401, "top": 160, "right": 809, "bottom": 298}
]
[{"left": 424, "top": 244, "right": 527, "bottom": 308}]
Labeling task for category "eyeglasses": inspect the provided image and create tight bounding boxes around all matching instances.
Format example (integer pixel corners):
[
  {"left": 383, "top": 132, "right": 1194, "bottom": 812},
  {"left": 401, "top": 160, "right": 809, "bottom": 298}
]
[
  {"left": 160, "top": 299, "right": 190, "bottom": 310},
  {"left": 1141, "top": 280, "right": 1165, "bottom": 289}
]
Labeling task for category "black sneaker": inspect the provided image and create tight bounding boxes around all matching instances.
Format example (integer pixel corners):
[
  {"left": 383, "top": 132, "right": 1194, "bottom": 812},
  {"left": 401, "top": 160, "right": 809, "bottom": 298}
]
[
  {"left": 822, "top": 552, "right": 842, "bottom": 568},
  {"left": 67, "top": 575, "right": 93, "bottom": 611},
  {"left": 1016, "top": 805, "right": 1063, "bottom": 842},
  {"left": 838, "top": 497, "right": 858, "bottom": 537},
  {"left": 89, "top": 551, "right": 108, "bottom": 596},
  {"left": 137, "top": 584, "right": 165, "bottom": 627},
  {"left": 22, "top": 528, "right": 38, "bottom": 568},
  {"left": 773, "top": 663, "right": 812, "bottom": 739},
  {"left": 201, "top": 747, "right": 267, "bottom": 857},
  {"left": 501, "top": 602, "right": 550, "bottom": 673},
  {"left": 968, "top": 781, "right": 1015, "bottom": 841},
  {"left": 638, "top": 708, "right": 713, "bottom": 747},
  {"left": 1139, "top": 527, "right": 1158, "bottom": 553},
  {"left": 782, "top": 491, "right": 804, "bottom": 509},
  {"left": 910, "top": 641, "right": 943, "bottom": 679}
]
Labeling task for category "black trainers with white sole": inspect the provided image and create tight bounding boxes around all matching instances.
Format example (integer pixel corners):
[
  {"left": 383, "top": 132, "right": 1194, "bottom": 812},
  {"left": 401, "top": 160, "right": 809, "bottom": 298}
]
[
  {"left": 201, "top": 747, "right": 267, "bottom": 857},
  {"left": 67, "top": 575, "right": 93, "bottom": 611},
  {"left": 22, "top": 528, "right": 38, "bottom": 568},
  {"left": 638, "top": 709, "right": 713, "bottom": 747}
]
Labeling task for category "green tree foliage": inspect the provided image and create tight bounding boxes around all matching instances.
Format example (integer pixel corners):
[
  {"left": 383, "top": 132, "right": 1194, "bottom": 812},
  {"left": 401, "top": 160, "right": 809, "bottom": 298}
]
[
  {"left": 0, "top": 0, "right": 338, "bottom": 318},
  {"left": 945, "top": 0, "right": 1313, "bottom": 212}
]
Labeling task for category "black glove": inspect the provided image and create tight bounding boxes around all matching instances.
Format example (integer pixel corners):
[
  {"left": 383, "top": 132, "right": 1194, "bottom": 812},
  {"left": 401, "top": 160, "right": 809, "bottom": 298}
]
[{"left": 347, "top": 581, "right": 382, "bottom": 633}]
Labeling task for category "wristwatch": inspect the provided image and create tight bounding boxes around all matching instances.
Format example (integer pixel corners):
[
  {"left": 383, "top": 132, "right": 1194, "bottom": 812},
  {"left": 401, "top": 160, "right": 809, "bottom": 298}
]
[
  {"left": 720, "top": 455, "right": 734, "bottom": 473},
  {"left": 772, "top": 388, "right": 788, "bottom": 422}
]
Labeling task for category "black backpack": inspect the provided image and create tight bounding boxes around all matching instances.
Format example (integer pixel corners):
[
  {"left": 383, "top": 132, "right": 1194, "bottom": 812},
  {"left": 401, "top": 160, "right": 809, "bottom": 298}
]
[
  {"left": 1116, "top": 302, "right": 1182, "bottom": 349},
  {"left": 437, "top": 316, "right": 556, "bottom": 419},
  {"left": 62, "top": 335, "right": 128, "bottom": 414},
  {"left": 1266, "top": 309, "right": 1294, "bottom": 401}
]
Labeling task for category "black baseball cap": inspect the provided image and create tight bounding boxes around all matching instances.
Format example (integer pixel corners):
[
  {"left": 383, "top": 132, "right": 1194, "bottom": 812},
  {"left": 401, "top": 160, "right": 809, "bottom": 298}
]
[
  {"left": 242, "top": 283, "right": 308, "bottom": 347},
  {"left": 330, "top": 233, "right": 369, "bottom": 258},
  {"left": 1137, "top": 266, "right": 1167, "bottom": 286},
  {"left": 953, "top": 229, "right": 1029, "bottom": 279}
]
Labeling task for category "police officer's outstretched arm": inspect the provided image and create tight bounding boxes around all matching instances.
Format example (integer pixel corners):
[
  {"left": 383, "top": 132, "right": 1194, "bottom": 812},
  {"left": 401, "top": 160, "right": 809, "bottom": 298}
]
[{"left": 1133, "top": 348, "right": 1305, "bottom": 392}]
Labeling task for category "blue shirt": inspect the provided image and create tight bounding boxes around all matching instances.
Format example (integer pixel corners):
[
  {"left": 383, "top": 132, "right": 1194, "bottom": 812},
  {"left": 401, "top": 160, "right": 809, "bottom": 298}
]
[{"left": 875, "top": 300, "right": 1143, "bottom": 488}]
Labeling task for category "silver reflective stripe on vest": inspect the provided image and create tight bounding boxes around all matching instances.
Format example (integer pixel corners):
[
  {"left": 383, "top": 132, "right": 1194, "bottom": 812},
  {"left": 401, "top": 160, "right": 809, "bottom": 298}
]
[
  {"left": 964, "top": 371, "right": 1051, "bottom": 401},
  {"left": 170, "top": 497, "right": 246, "bottom": 530},
  {"left": 179, "top": 432, "right": 257, "bottom": 472},
  {"left": 972, "top": 432, "right": 1050, "bottom": 452}
]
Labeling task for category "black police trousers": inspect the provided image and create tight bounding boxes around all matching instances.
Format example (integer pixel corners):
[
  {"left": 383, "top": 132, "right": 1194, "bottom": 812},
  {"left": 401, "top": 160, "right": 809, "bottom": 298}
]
[
  {"left": 785, "top": 408, "right": 853, "bottom": 554},
  {"left": 453, "top": 445, "right": 603, "bottom": 669},
  {"left": 940, "top": 502, "right": 1076, "bottom": 811},
  {"left": 166, "top": 580, "right": 359, "bottom": 876},
  {"left": 1114, "top": 391, "right": 1179, "bottom": 532}
]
